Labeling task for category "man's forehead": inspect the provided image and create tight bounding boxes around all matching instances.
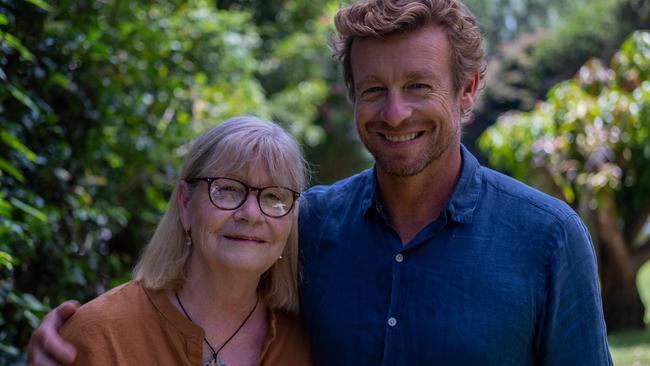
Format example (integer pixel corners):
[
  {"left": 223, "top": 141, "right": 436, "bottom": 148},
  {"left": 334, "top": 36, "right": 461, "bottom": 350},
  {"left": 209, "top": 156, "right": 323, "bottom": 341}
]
[
  {"left": 350, "top": 27, "right": 451, "bottom": 72},
  {"left": 349, "top": 25, "right": 448, "bottom": 55},
  {"left": 355, "top": 69, "right": 439, "bottom": 82}
]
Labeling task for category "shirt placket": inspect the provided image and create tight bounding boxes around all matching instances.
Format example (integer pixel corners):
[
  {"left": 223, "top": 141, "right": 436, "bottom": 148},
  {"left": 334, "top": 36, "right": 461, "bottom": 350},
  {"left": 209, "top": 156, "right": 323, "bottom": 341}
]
[
  {"left": 381, "top": 249, "right": 406, "bottom": 365},
  {"left": 377, "top": 210, "right": 451, "bottom": 365}
]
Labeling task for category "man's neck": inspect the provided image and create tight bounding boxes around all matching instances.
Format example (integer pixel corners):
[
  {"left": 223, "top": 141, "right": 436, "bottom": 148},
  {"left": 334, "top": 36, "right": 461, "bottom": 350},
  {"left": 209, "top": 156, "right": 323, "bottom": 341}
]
[{"left": 376, "top": 145, "right": 462, "bottom": 244}]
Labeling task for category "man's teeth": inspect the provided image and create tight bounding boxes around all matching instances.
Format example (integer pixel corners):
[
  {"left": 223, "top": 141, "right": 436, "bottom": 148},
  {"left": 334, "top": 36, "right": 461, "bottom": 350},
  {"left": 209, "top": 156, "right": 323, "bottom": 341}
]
[{"left": 384, "top": 132, "right": 418, "bottom": 142}]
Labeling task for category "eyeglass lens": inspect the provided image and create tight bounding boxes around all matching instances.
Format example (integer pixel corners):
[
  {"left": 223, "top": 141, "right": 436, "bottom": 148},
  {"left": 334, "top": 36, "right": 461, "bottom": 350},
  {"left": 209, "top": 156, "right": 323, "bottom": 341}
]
[{"left": 209, "top": 178, "right": 295, "bottom": 217}]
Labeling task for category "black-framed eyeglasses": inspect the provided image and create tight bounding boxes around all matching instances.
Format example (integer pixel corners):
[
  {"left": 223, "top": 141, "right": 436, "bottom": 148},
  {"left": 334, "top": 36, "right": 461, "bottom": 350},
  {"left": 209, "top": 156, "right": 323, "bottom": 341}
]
[{"left": 186, "top": 177, "right": 300, "bottom": 218}]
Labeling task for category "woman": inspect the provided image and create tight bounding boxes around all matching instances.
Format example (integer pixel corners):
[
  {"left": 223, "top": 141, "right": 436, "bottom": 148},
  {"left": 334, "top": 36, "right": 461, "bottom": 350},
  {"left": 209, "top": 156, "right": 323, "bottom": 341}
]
[{"left": 60, "top": 116, "right": 311, "bottom": 365}]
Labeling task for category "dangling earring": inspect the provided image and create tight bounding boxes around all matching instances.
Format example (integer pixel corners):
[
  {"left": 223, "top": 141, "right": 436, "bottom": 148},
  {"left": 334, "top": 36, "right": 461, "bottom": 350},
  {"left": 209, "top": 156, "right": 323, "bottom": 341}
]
[
  {"left": 278, "top": 254, "right": 283, "bottom": 260},
  {"left": 185, "top": 230, "right": 192, "bottom": 246}
]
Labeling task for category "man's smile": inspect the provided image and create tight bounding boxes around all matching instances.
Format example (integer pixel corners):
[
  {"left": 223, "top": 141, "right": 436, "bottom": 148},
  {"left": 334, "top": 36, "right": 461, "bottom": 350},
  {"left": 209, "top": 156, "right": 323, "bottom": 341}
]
[{"left": 379, "top": 131, "right": 425, "bottom": 143}]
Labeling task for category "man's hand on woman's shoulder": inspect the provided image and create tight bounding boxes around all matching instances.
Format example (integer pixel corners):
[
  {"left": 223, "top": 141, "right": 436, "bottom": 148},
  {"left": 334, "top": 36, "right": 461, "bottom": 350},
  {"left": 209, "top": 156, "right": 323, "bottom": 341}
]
[{"left": 28, "top": 300, "right": 80, "bottom": 366}]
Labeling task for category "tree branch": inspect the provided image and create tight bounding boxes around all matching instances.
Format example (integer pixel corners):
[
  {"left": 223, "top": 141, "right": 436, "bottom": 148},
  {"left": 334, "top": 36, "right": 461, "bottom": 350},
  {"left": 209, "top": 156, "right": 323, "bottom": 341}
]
[{"left": 597, "top": 191, "right": 636, "bottom": 281}]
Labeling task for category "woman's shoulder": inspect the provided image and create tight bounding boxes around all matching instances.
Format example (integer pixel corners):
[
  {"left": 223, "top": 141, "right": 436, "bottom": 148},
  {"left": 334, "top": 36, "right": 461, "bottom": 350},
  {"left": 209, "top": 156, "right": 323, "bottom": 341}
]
[
  {"left": 58, "top": 281, "right": 202, "bottom": 365},
  {"left": 60, "top": 280, "right": 149, "bottom": 335}
]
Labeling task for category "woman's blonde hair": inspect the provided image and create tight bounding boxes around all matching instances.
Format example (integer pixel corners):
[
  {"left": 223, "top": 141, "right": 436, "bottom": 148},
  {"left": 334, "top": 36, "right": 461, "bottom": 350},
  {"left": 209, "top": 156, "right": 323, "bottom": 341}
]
[{"left": 134, "top": 116, "right": 308, "bottom": 313}]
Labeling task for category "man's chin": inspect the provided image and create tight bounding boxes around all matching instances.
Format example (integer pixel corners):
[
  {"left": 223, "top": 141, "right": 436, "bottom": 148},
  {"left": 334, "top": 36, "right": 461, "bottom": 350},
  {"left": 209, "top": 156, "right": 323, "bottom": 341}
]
[{"left": 376, "top": 158, "right": 434, "bottom": 177}]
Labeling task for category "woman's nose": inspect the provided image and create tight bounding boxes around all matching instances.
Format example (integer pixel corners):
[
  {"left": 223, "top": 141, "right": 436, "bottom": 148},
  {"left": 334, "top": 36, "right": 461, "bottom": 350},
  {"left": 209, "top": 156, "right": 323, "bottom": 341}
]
[{"left": 233, "top": 191, "right": 264, "bottom": 222}]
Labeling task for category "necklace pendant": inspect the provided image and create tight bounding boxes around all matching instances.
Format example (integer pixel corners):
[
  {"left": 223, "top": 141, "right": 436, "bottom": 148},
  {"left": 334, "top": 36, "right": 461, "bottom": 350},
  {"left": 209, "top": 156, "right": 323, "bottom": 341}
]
[
  {"left": 175, "top": 292, "right": 257, "bottom": 366},
  {"left": 202, "top": 357, "right": 226, "bottom": 366}
]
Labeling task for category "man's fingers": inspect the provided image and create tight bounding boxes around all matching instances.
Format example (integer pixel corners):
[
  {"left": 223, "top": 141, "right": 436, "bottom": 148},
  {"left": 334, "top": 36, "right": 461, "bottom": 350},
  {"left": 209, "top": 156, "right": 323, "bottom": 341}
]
[
  {"left": 45, "top": 300, "right": 79, "bottom": 362},
  {"left": 41, "top": 326, "right": 76, "bottom": 364},
  {"left": 28, "top": 300, "right": 80, "bottom": 365},
  {"left": 29, "top": 349, "right": 63, "bottom": 366},
  {"left": 52, "top": 300, "right": 80, "bottom": 326}
]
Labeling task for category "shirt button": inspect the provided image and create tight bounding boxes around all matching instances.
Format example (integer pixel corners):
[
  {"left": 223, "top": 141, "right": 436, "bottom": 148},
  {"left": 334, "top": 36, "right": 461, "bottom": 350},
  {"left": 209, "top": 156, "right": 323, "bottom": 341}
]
[
  {"left": 395, "top": 253, "right": 404, "bottom": 263},
  {"left": 387, "top": 317, "right": 397, "bottom": 327}
]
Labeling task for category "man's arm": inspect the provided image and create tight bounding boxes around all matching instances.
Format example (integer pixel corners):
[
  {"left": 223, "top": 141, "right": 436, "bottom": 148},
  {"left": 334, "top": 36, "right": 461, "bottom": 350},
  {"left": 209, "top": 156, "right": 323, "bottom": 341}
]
[
  {"left": 28, "top": 300, "right": 80, "bottom": 366},
  {"left": 537, "top": 214, "right": 613, "bottom": 365}
]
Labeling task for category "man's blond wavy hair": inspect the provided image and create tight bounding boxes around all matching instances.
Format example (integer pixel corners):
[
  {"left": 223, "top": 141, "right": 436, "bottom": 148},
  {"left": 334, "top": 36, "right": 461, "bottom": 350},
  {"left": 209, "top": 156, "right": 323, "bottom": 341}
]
[{"left": 332, "top": 0, "right": 487, "bottom": 104}]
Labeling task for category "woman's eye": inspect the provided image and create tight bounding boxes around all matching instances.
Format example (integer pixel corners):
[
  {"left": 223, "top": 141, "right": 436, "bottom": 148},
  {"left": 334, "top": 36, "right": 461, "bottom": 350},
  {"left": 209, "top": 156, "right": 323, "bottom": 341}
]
[{"left": 263, "top": 192, "right": 280, "bottom": 201}]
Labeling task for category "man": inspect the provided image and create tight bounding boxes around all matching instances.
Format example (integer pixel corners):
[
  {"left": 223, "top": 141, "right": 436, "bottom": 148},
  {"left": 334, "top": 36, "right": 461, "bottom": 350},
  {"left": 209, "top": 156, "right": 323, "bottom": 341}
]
[{"left": 29, "top": 0, "right": 612, "bottom": 365}]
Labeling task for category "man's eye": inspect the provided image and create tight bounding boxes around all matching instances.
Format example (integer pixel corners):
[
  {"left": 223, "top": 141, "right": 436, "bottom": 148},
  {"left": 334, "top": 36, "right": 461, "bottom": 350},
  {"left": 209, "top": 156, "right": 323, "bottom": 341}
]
[
  {"left": 362, "top": 86, "right": 385, "bottom": 94},
  {"left": 409, "top": 83, "right": 432, "bottom": 90}
]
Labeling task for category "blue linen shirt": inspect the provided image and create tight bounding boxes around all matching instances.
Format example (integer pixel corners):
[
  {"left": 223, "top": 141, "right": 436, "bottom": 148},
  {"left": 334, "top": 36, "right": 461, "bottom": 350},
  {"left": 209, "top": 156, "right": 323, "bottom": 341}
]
[{"left": 298, "top": 145, "right": 612, "bottom": 365}]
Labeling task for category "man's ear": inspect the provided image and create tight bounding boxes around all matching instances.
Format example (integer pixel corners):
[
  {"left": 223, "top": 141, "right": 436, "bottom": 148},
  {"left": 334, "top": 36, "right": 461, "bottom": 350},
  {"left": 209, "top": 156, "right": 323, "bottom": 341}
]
[
  {"left": 177, "top": 181, "right": 191, "bottom": 231},
  {"left": 459, "top": 71, "right": 480, "bottom": 112}
]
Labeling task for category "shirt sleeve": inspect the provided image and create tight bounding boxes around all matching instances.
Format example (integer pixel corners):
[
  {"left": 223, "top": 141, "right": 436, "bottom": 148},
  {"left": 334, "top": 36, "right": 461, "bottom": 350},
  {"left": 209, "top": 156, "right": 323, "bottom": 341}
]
[{"left": 536, "top": 213, "right": 613, "bottom": 365}]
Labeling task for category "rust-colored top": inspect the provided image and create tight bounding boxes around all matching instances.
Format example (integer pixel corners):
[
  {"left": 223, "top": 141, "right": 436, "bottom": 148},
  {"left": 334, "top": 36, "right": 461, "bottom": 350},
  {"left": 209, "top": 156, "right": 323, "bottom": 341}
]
[{"left": 61, "top": 280, "right": 312, "bottom": 366}]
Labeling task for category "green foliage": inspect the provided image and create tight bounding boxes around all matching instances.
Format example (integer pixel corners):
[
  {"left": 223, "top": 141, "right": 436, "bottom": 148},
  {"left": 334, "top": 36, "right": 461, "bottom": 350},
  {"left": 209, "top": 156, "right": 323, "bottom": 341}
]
[
  {"left": 610, "top": 261, "right": 650, "bottom": 366},
  {"left": 464, "top": 0, "right": 594, "bottom": 53},
  {"left": 480, "top": 31, "right": 650, "bottom": 217},
  {"left": 639, "top": 261, "right": 650, "bottom": 325},
  {"left": 531, "top": 0, "right": 618, "bottom": 70},
  {"left": 609, "top": 327, "right": 650, "bottom": 366},
  {"left": 473, "top": 0, "right": 649, "bottom": 156}
]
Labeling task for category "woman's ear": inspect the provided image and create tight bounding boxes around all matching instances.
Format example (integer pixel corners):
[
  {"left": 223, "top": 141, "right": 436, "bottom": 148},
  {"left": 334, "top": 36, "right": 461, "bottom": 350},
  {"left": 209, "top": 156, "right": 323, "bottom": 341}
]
[{"left": 177, "top": 181, "right": 192, "bottom": 231}]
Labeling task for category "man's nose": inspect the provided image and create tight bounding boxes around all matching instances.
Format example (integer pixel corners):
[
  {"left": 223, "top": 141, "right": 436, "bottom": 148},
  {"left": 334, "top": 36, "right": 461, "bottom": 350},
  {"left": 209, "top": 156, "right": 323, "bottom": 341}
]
[{"left": 380, "top": 91, "right": 412, "bottom": 126}]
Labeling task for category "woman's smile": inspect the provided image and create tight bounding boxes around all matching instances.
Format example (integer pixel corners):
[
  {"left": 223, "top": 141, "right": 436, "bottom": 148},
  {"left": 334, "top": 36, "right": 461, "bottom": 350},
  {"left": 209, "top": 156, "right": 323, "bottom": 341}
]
[{"left": 222, "top": 233, "right": 267, "bottom": 244}]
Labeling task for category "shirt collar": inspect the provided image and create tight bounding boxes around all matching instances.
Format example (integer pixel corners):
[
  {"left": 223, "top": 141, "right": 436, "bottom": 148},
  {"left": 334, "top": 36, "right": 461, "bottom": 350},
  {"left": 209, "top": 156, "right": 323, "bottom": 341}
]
[
  {"left": 360, "top": 168, "right": 377, "bottom": 216},
  {"left": 361, "top": 144, "right": 482, "bottom": 224},
  {"left": 447, "top": 144, "right": 482, "bottom": 224}
]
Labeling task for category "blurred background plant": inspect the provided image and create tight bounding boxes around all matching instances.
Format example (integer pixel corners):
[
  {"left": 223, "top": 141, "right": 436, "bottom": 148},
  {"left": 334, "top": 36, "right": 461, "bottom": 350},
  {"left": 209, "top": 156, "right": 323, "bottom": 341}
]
[{"left": 1, "top": 0, "right": 649, "bottom": 363}]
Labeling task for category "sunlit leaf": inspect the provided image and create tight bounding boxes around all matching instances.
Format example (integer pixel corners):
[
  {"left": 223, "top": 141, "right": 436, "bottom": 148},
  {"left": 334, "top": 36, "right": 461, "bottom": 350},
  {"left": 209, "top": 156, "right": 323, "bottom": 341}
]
[
  {"left": 9, "top": 198, "right": 47, "bottom": 222},
  {"left": 0, "top": 251, "right": 14, "bottom": 270},
  {"left": 24, "top": 0, "right": 52, "bottom": 12},
  {"left": 0, "top": 196, "right": 12, "bottom": 217},
  {"left": 0, "top": 157, "right": 25, "bottom": 182},
  {"left": 0, "top": 31, "right": 34, "bottom": 61},
  {"left": 22, "top": 309, "right": 41, "bottom": 328},
  {"left": 20, "top": 293, "right": 48, "bottom": 312},
  {"left": 51, "top": 72, "right": 72, "bottom": 90},
  {"left": 7, "top": 84, "right": 39, "bottom": 112},
  {"left": 0, "top": 130, "right": 37, "bottom": 162}
]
